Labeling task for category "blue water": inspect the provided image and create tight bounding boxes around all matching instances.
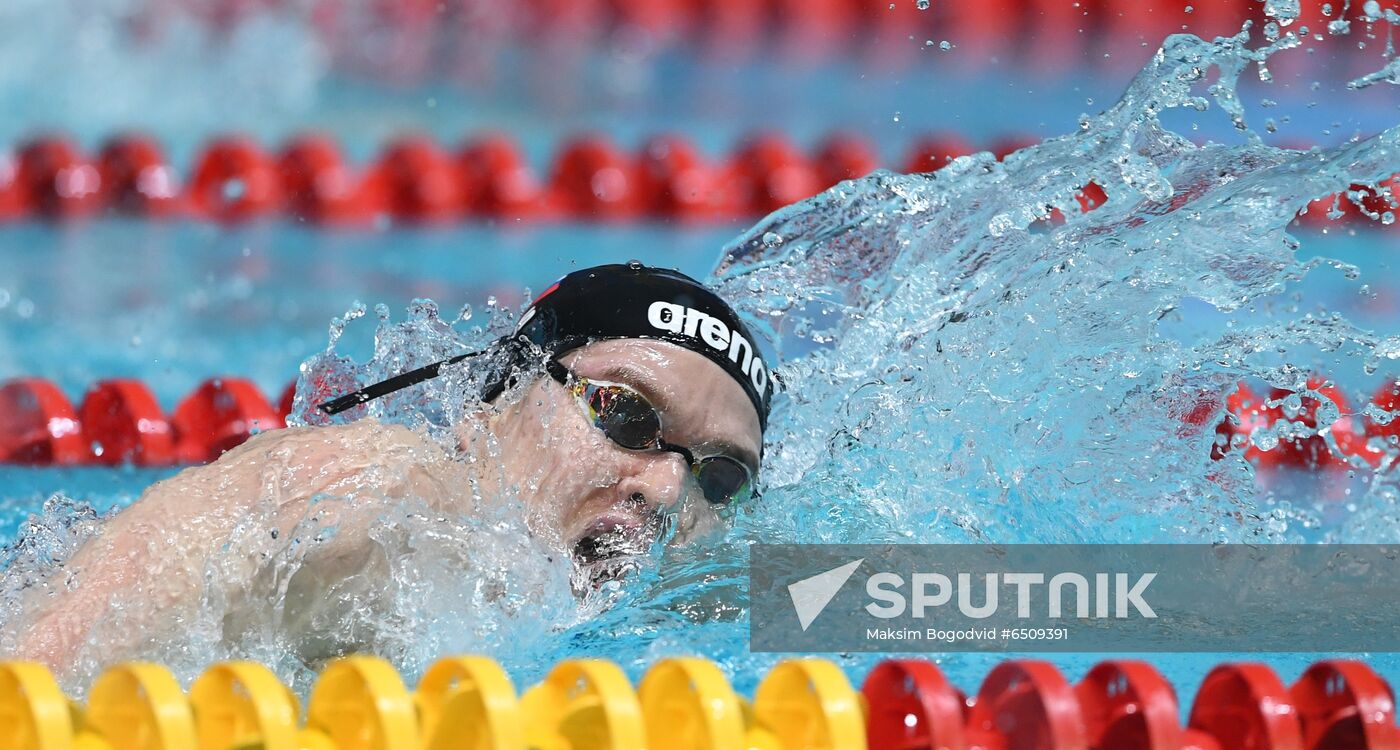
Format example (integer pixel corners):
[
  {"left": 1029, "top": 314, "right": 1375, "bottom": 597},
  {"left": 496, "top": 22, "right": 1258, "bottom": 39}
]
[
  {"left": 4, "top": 0, "right": 1400, "bottom": 719},
  {"left": 3, "top": 0, "right": 1399, "bottom": 159},
  {"left": 0, "top": 222, "right": 740, "bottom": 402}
]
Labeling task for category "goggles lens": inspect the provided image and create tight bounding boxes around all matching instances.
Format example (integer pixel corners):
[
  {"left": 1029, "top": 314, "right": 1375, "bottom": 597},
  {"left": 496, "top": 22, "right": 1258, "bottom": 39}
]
[
  {"left": 585, "top": 384, "right": 662, "bottom": 450},
  {"left": 560, "top": 366, "right": 755, "bottom": 506},
  {"left": 692, "top": 455, "right": 752, "bottom": 506}
]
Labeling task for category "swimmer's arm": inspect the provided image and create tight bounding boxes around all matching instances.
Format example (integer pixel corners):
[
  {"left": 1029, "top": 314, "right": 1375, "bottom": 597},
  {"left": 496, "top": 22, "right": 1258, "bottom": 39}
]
[
  {"left": 11, "top": 420, "right": 452, "bottom": 672},
  {"left": 10, "top": 425, "right": 394, "bottom": 671},
  {"left": 241, "top": 421, "right": 464, "bottom": 659},
  {"left": 9, "top": 430, "right": 279, "bottom": 670}
]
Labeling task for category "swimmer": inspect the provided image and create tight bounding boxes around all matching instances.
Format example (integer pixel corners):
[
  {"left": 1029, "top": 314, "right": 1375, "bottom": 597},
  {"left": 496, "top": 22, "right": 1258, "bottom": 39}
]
[{"left": 3, "top": 263, "right": 772, "bottom": 674}]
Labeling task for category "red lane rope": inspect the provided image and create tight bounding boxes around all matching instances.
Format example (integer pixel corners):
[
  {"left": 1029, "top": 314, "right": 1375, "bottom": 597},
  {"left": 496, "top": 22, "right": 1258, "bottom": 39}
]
[
  {"left": 0, "top": 377, "right": 291, "bottom": 466},
  {"left": 865, "top": 657, "right": 1400, "bottom": 750},
  {"left": 2, "top": 374, "right": 1397, "bottom": 469},
  {"left": 0, "top": 133, "right": 1390, "bottom": 228}
]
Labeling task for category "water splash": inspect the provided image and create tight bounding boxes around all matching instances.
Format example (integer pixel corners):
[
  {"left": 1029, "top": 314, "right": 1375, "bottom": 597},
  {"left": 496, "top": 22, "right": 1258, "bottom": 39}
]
[
  {"left": 287, "top": 293, "right": 523, "bottom": 439},
  {"left": 590, "top": 25, "right": 1400, "bottom": 688},
  {"left": 705, "top": 29, "right": 1400, "bottom": 552},
  {"left": 7, "top": 17, "right": 1400, "bottom": 694}
]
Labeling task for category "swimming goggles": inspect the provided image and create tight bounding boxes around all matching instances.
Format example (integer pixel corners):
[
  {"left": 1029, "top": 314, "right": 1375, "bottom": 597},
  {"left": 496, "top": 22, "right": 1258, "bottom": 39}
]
[{"left": 544, "top": 359, "right": 755, "bottom": 507}]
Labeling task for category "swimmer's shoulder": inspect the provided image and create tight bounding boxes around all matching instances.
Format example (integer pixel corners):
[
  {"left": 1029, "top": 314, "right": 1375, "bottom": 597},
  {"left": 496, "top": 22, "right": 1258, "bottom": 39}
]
[
  {"left": 249, "top": 419, "right": 464, "bottom": 510},
  {"left": 145, "top": 419, "right": 446, "bottom": 499},
  {"left": 216, "top": 417, "right": 443, "bottom": 461},
  {"left": 134, "top": 419, "right": 459, "bottom": 513}
]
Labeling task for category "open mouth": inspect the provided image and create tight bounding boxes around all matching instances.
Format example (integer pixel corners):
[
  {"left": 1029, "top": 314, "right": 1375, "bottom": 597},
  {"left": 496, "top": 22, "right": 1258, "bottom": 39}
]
[{"left": 569, "top": 517, "right": 654, "bottom": 590}]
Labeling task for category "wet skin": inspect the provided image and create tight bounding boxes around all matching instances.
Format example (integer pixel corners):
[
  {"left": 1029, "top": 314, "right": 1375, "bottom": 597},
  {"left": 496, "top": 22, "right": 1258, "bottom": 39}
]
[
  {"left": 5, "top": 339, "right": 763, "bottom": 674},
  {"left": 478, "top": 338, "right": 763, "bottom": 563}
]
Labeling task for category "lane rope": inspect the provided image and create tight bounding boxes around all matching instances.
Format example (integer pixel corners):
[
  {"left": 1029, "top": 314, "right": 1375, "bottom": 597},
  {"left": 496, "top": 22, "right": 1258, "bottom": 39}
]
[
  {"left": 2, "top": 375, "right": 1397, "bottom": 470},
  {"left": 0, "top": 133, "right": 1389, "bottom": 228},
  {"left": 0, "top": 655, "right": 1393, "bottom": 749}
]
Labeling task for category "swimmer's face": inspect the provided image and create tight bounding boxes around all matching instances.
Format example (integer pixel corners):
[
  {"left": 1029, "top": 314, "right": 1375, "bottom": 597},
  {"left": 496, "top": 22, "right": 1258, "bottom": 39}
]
[{"left": 480, "top": 338, "right": 763, "bottom": 580}]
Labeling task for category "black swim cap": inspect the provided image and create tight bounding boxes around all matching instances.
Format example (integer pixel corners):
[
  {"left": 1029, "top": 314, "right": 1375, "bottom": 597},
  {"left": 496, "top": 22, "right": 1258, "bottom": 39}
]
[
  {"left": 516, "top": 262, "right": 774, "bottom": 431},
  {"left": 315, "top": 262, "right": 773, "bottom": 430}
]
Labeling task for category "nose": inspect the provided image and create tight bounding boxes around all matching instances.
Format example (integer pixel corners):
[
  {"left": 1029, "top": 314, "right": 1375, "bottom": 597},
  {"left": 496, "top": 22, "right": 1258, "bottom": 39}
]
[{"left": 614, "top": 449, "right": 689, "bottom": 517}]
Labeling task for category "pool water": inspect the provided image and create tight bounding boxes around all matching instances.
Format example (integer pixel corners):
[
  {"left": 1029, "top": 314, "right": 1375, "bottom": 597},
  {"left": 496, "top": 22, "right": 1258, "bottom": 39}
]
[
  {"left": 4, "top": 0, "right": 1400, "bottom": 709},
  {"left": 5, "top": 223, "right": 1398, "bottom": 701}
]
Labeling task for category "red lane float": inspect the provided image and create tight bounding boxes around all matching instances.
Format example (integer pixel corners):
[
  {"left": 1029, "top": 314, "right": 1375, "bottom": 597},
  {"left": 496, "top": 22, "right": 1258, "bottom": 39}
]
[
  {"left": 187, "top": 136, "right": 284, "bottom": 222},
  {"left": 1291, "top": 661, "right": 1400, "bottom": 749},
  {"left": 1075, "top": 182, "right": 1108, "bottom": 213},
  {"left": 172, "top": 378, "right": 284, "bottom": 463},
  {"left": 78, "top": 379, "right": 175, "bottom": 466},
  {"left": 813, "top": 133, "right": 880, "bottom": 189},
  {"left": 458, "top": 135, "right": 549, "bottom": 219},
  {"left": 549, "top": 136, "right": 642, "bottom": 220},
  {"left": 860, "top": 658, "right": 1397, "bottom": 750},
  {"left": 279, "top": 134, "right": 378, "bottom": 225},
  {"left": 17, "top": 138, "right": 103, "bottom": 219},
  {"left": 0, "top": 378, "right": 86, "bottom": 465},
  {"left": 375, "top": 136, "right": 465, "bottom": 224},
  {"left": 769, "top": 0, "right": 859, "bottom": 61},
  {"left": 966, "top": 660, "right": 1088, "bottom": 749},
  {"left": 862, "top": 659, "right": 968, "bottom": 749},
  {"left": 6, "top": 372, "right": 1400, "bottom": 468},
  {"left": 635, "top": 134, "right": 721, "bottom": 220},
  {"left": 724, "top": 134, "right": 823, "bottom": 216},
  {"left": 1075, "top": 660, "right": 1227, "bottom": 750},
  {"left": 689, "top": 0, "right": 769, "bottom": 58},
  {"left": 0, "top": 377, "right": 297, "bottom": 466},
  {"left": 0, "top": 132, "right": 1392, "bottom": 228},
  {"left": 1189, "top": 663, "right": 1305, "bottom": 749},
  {"left": 98, "top": 135, "right": 181, "bottom": 217}
]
